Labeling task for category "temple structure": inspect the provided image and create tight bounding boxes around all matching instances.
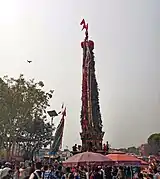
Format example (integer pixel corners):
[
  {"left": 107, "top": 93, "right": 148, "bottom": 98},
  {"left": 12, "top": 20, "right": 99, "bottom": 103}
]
[{"left": 80, "top": 19, "right": 104, "bottom": 152}]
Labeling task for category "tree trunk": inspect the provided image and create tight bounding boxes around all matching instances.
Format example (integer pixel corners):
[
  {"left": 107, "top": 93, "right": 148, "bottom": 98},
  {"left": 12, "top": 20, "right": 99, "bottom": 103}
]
[{"left": 6, "top": 143, "right": 12, "bottom": 161}]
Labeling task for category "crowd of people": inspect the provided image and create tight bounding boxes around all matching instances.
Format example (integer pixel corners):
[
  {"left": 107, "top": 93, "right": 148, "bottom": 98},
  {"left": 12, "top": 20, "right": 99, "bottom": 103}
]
[{"left": 0, "top": 160, "right": 160, "bottom": 179}]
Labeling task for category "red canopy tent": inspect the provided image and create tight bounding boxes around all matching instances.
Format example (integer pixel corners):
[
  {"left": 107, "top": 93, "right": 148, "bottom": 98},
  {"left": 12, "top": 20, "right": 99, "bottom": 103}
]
[
  {"left": 107, "top": 153, "right": 146, "bottom": 166},
  {"left": 139, "top": 159, "right": 148, "bottom": 166}
]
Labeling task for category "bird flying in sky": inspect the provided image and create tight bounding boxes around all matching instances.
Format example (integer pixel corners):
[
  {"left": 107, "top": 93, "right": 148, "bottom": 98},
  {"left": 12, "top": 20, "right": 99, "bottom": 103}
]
[{"left": 27, "top": 60, "right": 32, "bottom": 63}]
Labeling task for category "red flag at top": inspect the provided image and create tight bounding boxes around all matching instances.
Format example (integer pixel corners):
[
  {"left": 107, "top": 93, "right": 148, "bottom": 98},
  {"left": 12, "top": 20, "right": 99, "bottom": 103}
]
[
  {"left": 80, "top": 19, "right": 85, "bottom": 25},
  {"left": 80, "top": 19, "right": 88, "bottom": 31},
  {"left": 85, "top": 23, "right": 88, "bottom": 30}
]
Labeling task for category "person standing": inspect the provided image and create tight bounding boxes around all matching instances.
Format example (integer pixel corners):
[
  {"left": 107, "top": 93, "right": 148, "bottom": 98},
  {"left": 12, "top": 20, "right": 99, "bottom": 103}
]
[
  {"left": 19, "top": 163, "right": 27, "bottom": 179},
  {"left": 29, "top": 162, "right": 42, "bottom": 179},
  {"left": 79, "top": 166, "right": 87, "bottom": 179},
  {"left": 13, "top": 166, "right": 20, "bottom": 179},
  {"left": 153, "top": 168, "right": 160, "bottom": 179}
]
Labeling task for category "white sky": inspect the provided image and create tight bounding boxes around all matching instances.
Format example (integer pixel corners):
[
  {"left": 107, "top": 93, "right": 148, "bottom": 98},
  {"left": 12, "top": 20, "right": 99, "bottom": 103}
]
[{"left": 0, "top": 0, "right": 159, "bottom": 148}]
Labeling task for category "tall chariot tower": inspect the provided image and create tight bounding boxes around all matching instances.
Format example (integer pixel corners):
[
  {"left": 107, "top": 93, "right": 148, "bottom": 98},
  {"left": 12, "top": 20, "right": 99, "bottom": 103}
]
[{"left": 80, "top": 19, "right": 104, "bottom": 152}]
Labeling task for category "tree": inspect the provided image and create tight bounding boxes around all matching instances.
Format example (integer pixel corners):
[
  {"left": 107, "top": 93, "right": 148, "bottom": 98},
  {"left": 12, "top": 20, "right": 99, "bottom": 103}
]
[
  {"left": 20, "top": 120, "right": 53, "bottom": 161},
  {"left": 0, "top": 74, "right": 54, "bottom": 159},
  {"left": 127, "top": 146, "right": 139, "bottom": 155},
  {"left": 148, "top": 133, "right": 160, "bottom": 155}
]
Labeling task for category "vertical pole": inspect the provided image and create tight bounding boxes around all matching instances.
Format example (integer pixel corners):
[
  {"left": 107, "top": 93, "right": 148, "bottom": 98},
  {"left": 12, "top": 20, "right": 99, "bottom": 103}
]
[
  {"left": 130, "top": 166, "right": 133, "bottom": 179},
  {"left": 51, "top": 116, "right": 53, "bottom": 126},
  {"left": 87, "top": 57, "right": 90, "bottom": 127},
  {"left": 50, "top": 116, "right": 54, "bottom": 149},
  {"left": 87, "top": 46, "right": 92, "bottom": 128},
  {"left": 89, "top": 59, "right": 93, "bottom": 128}
]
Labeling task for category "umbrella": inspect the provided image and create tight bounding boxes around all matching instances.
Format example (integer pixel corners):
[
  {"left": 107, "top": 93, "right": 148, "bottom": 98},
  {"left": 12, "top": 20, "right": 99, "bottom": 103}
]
[
  {"left": 63, "top": 152, "right": 112, "bottom": 166},
  {"left": 107, "top": 153, "right": 142, "bottom": 166}
]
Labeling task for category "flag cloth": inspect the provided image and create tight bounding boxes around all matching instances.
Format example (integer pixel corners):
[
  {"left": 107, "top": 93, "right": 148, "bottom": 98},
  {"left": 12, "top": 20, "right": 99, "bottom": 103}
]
[
  {"left": 80, "top": 19, "right": 88, "bottom": 31},
  {"left": 51, "top": 107, "right": 66, "bottom": 152},
  {"left": 80, "top": 19, "right": 85, "bottom": 25},
  {"left": 62, "top": 107, "right": 66, "bottom": 117}
]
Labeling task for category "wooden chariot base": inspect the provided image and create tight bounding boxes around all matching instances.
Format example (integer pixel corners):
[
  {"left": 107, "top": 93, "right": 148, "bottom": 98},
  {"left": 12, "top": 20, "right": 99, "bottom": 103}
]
[{"left": 71, "top": 129, "right": 107, "bottom": 155}]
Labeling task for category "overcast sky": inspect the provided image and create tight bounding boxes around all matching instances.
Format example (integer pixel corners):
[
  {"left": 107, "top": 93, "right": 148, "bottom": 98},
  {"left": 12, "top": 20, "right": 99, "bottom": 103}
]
[{"left": 0, "top": 0, "right": 159, "bottom": 148}]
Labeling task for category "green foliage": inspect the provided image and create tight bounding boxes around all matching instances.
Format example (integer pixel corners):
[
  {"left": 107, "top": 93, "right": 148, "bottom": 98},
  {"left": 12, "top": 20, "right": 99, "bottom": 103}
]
[
  {"left": 127, "top": 146, "right": 139, "bottom": 155},
  {"left": 116, "top": 146, "right": 139, "bottom": 155},
  {"left": 90, "top": 50, "right": 102, "bottom": 132},
  {"left": 148, "top": 133, "right": 160, "bottom": 143},
  {"left": 0, "top": 74, "right": 54, "bottom": 159},
  {"left": 148, "top": 133, "right": 160, "bottom": 155}
]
